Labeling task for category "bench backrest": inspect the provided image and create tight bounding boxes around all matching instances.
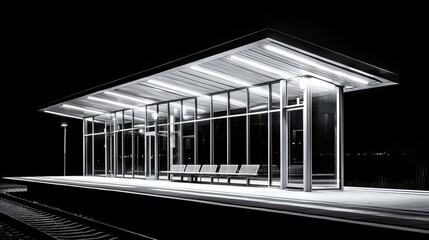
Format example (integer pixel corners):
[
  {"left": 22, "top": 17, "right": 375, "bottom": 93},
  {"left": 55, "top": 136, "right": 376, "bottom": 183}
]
[
  {"left": 239, "top": 165, "right": 260, "bottom": 174},
  {"left": 185, "top": 165, "right": 201, "bottom": 172},
  {"left": 200, "top": 165, "right": 218, "bottom": 173},
  {"left": 218, "top": 165, "right": 239, "bottom": 174},
  {"left": 170, "top": 165, "right": 186, "bottom": 172}
]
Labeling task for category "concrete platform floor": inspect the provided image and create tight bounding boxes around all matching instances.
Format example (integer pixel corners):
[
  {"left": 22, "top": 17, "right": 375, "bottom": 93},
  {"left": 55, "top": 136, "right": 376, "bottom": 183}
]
[{"left": 4, "top": 176, "right": 429, "bottom": 235}]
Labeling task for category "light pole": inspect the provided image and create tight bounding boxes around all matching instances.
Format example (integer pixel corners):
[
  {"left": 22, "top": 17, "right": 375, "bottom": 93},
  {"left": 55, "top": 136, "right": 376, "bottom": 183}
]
[{"left": 61, "top": 123, "right": 67, "bottom": 176}]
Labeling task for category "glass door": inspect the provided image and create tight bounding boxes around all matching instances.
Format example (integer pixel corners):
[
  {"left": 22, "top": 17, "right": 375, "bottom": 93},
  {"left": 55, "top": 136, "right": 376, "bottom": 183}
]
[{"left": 287, "top": 108, "right": 303, "bottom": 188}]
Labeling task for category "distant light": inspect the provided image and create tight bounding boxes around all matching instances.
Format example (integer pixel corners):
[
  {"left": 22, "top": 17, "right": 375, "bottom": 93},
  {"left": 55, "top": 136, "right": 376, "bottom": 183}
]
[
  {"left": 104, "top": 91, "right": 153, "bottom": 104},
  {"left": 151, "top": 112, "right": 158, "bottom": 120},
  {"left": 62, "top": 104, "right": 104, "bottom": 115},
  {"left": 229, "top": 55, "right": 293, "bottom": 79},
  {"left": 191, "top": 65, "right": 251, "bottom": 86},
  {"left": 138, "top": 129, "right": 144, "bottom": 134},
  {"left": 264, "top": 44, "right": 369, "bottom": 85},
  {"left": 147, "top": 79, "right": 201, "bottom": 96},
  {"left": 88, "top": 96, "right": 136, "bottom": 109},
  {"left": 61, "top": 123, "right": 68, "bottom": 127}
]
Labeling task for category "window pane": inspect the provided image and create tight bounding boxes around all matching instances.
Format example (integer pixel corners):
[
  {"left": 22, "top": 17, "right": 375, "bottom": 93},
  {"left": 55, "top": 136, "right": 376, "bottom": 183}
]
[
  {"left": 147, "top": 105, "right": 157, "bottom": 126},
  {"left": 85, "top": 136, "right": 92, "bottom": 175},
  {"left": 158, "top": 125, "right": 168, "bottom": 177},
  {"left": 250, "top": 114, "right": 268, "bottom": 182},
  {"left": 214, "top": 118, "right": 227, "bottom": 164},
  {"left": 183, "top": 99, "right": 195, "bottom": 121},
  {"left": 271, "top": 112, "right": 280, "bottom": 185},
  {"left": 197, "top": 95, "right": 211, "bottom": 119},
  {"left": 287, "top": 78, "right": 304, "bottom": 105},
  {"left": 135, "top": 128, "right": 145, "bottom": 176},
  {"left": 230, "top": 90, "right": 247, "bottom": 115},
  {"left": 197, "top": 120, "right": 210, "bottom": 164},
  {"left": 230, "top": 116, "right": 246, "bottom": 165},
  {"left": 183, "top": 123, "right": 194, "bottom": 164},
  {"left": 271, "top": 83, "right": 280, "bottom": 109},
  {"left": 213, "top": 93, "right": 227, "bottom": 117},
  {"left": 288, "top": 109, "right": 303, "bottom": 185},
  {"left": 124, "top": 110, "right": 133, "bottom": 129},
  {"left": 158, "top": 104, "right": 168, "bottom": 124},
  {"left": 134, "top": 108, "right": 146, "bottom": 127},
  {"left": 249, "top": 85, "right": 269, "bottom": 112},
  {"left": 170, "top": 124, "right": 180, "bottom": 165},
  {"left": 169, "top": 101, "right": 181, "bottom": 124},
  {"left": 312, "top": 80, "right": 337, "bottom": 188},
  {"left": 124, "top": 130, "right": 132, "bottom": 176}
]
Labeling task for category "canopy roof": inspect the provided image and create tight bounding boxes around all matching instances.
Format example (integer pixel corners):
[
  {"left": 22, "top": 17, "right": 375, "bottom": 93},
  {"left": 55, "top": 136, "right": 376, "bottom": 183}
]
[{"left": 41, "top": 28, "right": 398, "bottom": 120}]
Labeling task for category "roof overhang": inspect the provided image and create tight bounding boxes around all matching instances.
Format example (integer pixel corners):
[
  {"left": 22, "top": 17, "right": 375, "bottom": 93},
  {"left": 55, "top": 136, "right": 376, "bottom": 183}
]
[{"left": 40, "top": 28, "right": 398, "bottom": 120}]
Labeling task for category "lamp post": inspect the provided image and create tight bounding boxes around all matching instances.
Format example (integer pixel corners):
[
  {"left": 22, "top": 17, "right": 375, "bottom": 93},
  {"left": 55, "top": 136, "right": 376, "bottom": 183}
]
[{"left": 61, "top": 123, "right": 68, "bottom": 176}]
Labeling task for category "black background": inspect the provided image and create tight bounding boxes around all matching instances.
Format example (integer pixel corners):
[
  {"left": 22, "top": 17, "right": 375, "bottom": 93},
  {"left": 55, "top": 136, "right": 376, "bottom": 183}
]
[{"left": 2, "top": 5, "right": 425, "bottom": 182}]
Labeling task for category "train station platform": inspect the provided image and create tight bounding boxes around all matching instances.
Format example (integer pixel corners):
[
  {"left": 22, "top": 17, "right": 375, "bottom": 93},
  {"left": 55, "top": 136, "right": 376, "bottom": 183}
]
[{"left": 3, "top": 176, "right": 428, "bottom": 237}]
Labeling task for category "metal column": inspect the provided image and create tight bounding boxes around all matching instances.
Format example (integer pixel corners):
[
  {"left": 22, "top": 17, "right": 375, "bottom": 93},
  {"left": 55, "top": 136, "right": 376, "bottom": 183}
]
[
  {"left": 104, "top": 122, "right": 108, "bottom": 177},
  {"left": 132, "top": 110, "right": 135, "bottom": 178},
  {"left": 268, "top": 84, "right": 272, "bottom": 186},
  {"left": 337, "top": 86, "right": 344, "bottom": 190},
  {"left": 227, "top": 92, "right": 231, "bottom": 165},
  {"left": 279, "top": 80, "right": 287, "bottom": 189},
  {"left": 194, "top": 98, "right": 198, "bottom": 164},
  {"left": 246, "top": 89, "right": 250, "bottom": 165},
  {"left": 154, "top": 105, "right": 159, "bottom": 179},
  {"left": 303, "top": 79, "right": 313, "bottom": 192},
  {"left": 92, "top": 118, "right": 95, "bottom": 176},
  {"left": 209, "top": 96, "right": 214, "bottom": 165},
  {"left": 121, "top": 112, "right": 125, "bottom": 178}
]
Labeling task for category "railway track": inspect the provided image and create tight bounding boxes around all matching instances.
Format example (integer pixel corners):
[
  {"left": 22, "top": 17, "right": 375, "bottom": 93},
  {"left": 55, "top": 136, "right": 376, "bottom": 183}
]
[{"left": 0, "top": 193, "right": 155, "bottom": 240}]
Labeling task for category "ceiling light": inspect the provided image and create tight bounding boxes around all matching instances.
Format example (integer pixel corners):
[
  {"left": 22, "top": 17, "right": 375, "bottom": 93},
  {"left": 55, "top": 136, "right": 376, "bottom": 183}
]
[
  {"left": 104, "top": 91, "right": 154, "bottom": 104},
  {"left": 147, "top": 79, "right": 201, "bottom": 96},
  {"left": 191, "top": 65, "right": 251, "bottom": 86},
  {"left": 62, "top": 104, "right": 104, "bottom": 115},
  {"left": 229, "top": 55, "right": 293, "bottom": 79},
  {"left": 264, "top": 44, "right": 369, "bottom": 85},
  {"left": 88, "top": 96, "right": 136, "bottom": 109},
  {"left": 44, "top": 110, "right": 83, "bottom": 120}
]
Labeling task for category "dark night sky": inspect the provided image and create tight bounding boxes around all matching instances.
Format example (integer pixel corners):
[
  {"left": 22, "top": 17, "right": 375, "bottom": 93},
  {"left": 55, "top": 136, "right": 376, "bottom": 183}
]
[{"left": 2, "top": 5, "right": 425, "bottom": 177}]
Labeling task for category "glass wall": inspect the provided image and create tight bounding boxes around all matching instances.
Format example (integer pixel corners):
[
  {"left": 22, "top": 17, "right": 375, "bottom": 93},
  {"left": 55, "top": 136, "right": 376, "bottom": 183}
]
[
  {"left": 81, "top": 79, "right": 341, "bottom": 190},
  {"left": 311, "top": 79, "right": 337, "bottom": 188}
]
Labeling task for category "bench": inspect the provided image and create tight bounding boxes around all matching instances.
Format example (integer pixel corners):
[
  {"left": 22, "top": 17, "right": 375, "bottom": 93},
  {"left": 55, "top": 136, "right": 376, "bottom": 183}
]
[
  {"left": 160, "top": 164, "right": 186, "bottom": 180},
  {"left": 212, "top": 164, "right": 259, "bottom": 185}
]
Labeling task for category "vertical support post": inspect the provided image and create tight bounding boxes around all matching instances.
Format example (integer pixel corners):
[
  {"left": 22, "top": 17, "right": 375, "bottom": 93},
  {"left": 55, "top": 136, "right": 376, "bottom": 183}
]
[
  {"left": 155, "top": 105, "right": 159, "bottom": 180},
  {"left": 210, "top": 95, "right": 214, "bottom": 165},
  {"left": 246, "top": 88, "right": 250, "bottom": 165},
  {"left": 92, "top": 118, "right": 95, "bottom": 176},
  {"left": 121, "top": 112, "right": 125, "bottom": 178},
  {"left": 167, "top": 103, "right": 171, "bottom": 170},
  {"left": 179, "top": 101, "right": 184, "bottom": 165},
  {"left": 337, "top": 86, "right": 344, "bottom": 190},
  {"left": 280, "top": 80, "right": 287, "bottom": 189},
  {"left": 227, "top": 92, "right": 231, "bottom": 165},
  {"left": 194, "top": 98, "right": 198, "bottom": 164},
  {"left": 83, "top": 119, "right": 86, "bottom": 176},
  {"left": 114, "top": 113, "right": 118, "bottom": 177},
  {"left": 105, "top": 122, "right": 108, "bottom": 177},
  {"left": 268, "top": 84, "right": 272, "bottom": 186},
  {"left": 132, "top": 110, "right": 135, "bottom": 178},
  {"left": 63, "top": 124, "right": 67, "bottom": 176},
  {"left": 144, "top": 107, "right": 149, "bottom": 177},
  {"left": 303, "top": 78, "right": 313, "bottom": 192}
]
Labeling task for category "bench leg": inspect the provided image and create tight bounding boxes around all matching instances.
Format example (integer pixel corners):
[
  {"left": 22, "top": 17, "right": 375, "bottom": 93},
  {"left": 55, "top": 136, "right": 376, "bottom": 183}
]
[
  {"left": 246, "top": 178, "right": 250, "bottom": 186},
  {"left": 180, "top": 176, "right": 183, "bottom": 181},
  {"left": 210, "top": 176, "right": 214, "bottom": 183},
  {"left": 227, "top": 177, "right": 231, "bottom": 184},
  {"left": 168, "top": 174, "right": 171, "bottom": 180}
]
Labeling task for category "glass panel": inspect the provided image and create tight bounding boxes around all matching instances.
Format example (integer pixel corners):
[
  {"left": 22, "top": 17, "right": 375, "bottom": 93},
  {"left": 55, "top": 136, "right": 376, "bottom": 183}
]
[
  {"left": 183, "top": 123, "right": 194, "bottom": 164},
  {"left": 124, "top": 110, "right": 133, "bottom": 129},
  {"left": 214, "top": 118, "right": 227, "bottom": 164},
  {"left": 85, "top": 118, "right": 93, "bottom": 133},
  {"left": 117, "top": 130, "right": 123, "bottom": 176},
  {"left": 170, "top": 124, "right": 181, "bottom": 165},
  {"left": 106, "top": 130, "right": 113, "bottom": 176},
  {"left": 85, "top": 136, "right": 92, "bottom": 175},
  {"left": 230, "top": 116, "right": 246, "bottom": 165},
  {"left": 146, "top": 129, "right": 155, "bottom": 177},
  {"left": 124, "top": 130, "right": 132, "bottom": 176},
  {"left": 287, "top": 78, "right": 304, "bottom": 106},
  {"left": 249, "top": 85, "right": 269, "bottom": 112},
  {"left": 312, "top": 80, "right": 337, "bottom": 188},
  {"left": 134, "top": 108, "right": 146, "bottom": 127},
  {"left": 288, "top": 109, "right": 303, "bottom": 185},
  {"left": 271, "top": 112, "right": 280, "bottom": 185},
  {"left": 250, "top": 114, "right": 268, "bottom": 183},
  {"left": 271, "top": 83, "right": 280, "bottom": 109},
  {"left": 183, "top": 99, "right": 195, "bottom": 121},
  {"left": 94, "top": 134, "right": 105, "bottom": 176},
  {"left": 135, "top": 128, "right": 145, "bottom": 176},
  {"left": 147, "top": 105, "right": 157, "bottom": 126},
  {"left": 169, "top": 101, "right": 181, "bottom": 124},
  {"left": 229, "top": 90, "right": 247, "bottom": 115},
  {"left": 94, "top": 121, "right": 105, "bottom": 133},
  {"left": 158, "top": 104, "right": 168, "bottom": 124},
  {"left": 158, "top": 125, "right": 168, "bottom": 177},
  {"left": 197, "top": 95, "right": 211, "bottom": 119},
  {"left": 212, "top": 93, "right": 227, "bottom": 117},
  {"left": 197, "top": 121, "right": 210, "bottom": 165}
]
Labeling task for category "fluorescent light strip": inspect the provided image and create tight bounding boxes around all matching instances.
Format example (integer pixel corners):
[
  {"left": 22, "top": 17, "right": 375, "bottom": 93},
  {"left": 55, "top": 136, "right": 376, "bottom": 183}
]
[
  {"left": 249, "top": 104, "right": 267, "bottom": 111},
  {"left": 44, "top": 110, "right": 83, "bottom": 120},
  {"left": 147, "top": 79, "right": 201, "bottom": 96},
  {"left": 104, "top": 91, "right": 153, "bottom": 104},
  {"left": 190, "top": 65, "right": 251, "bottom": 86},
  {"left": 212, "top": 95, "right": 246, "bottom": 107},
  {"left": 88, "top": 96, "right": 136, "bottom": 109},
  {"left": 229, "top": 55, "right": 294, "bottom": 79},
  {"left": 264, "top": 45, "right": 369, "bottom": 85},
  {"left": 62, "top": 104, "right": 104, "bottom": 115}
]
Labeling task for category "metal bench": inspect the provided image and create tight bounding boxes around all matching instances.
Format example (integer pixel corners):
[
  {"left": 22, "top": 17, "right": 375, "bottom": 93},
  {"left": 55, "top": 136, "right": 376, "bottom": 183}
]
[
  {"left": 233, "top": 165, "right": 260, "bottom": 185},
  {"left": 160, "top": 164, "right": 186, "bottom": 180},
  {"left": 197, "top": 165, "right": 219, "bottom": 183}
]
